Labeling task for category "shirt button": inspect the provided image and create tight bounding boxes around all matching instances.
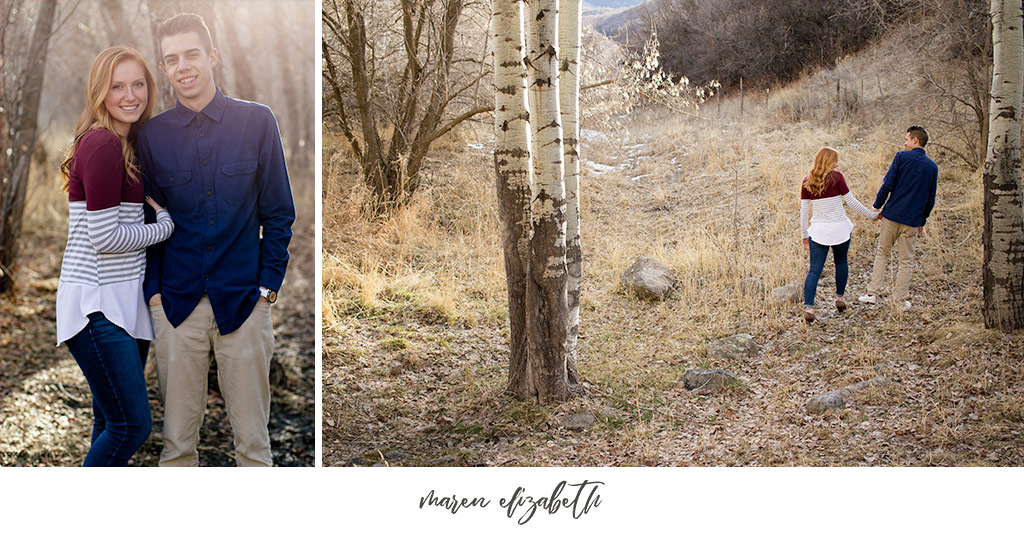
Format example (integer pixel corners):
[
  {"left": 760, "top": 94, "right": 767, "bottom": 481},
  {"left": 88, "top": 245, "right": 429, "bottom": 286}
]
[
  {"left": 202, "top": 159, "right": 208, "bottom": 165},
  {"left": 200, "top": 132, "right": 206, "bottom": 138},
  {"left": 209, "top": 219, "right": 215, "bottom": 225},
  {"left": 169, "top": 177, "right": 175, "bottom": 183},
  {"left": 207, "top": 246, "right": 213, "bottom": 251},
  {"left": 207, "top": 190, "right": 212, "bottom": 196}
]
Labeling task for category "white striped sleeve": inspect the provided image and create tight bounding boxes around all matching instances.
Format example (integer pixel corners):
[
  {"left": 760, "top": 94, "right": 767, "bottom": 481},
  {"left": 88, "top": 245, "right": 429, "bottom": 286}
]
[
  {"left": 842, "top": 192, "right": 876, "bottom": 219},
  {"left": 800, "top": 199, "right": 810, "bottom": 239},
  {"left": 87, "top": 207, "right": 174, "bottom": 254}
]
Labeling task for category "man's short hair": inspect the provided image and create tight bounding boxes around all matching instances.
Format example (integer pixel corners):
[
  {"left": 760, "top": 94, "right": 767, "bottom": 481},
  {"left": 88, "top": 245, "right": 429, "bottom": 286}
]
[
  {"left": 907, "top": 126, "right": 928, "bottom": 147},
  {"left": 157, "top": 13, "right": 214, "bottom": 53}
]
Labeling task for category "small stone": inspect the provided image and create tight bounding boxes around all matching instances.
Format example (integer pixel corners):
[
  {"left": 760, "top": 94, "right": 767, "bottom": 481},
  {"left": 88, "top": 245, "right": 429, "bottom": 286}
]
[
  {"left": 347, "top": 456, "right": 369, "bottom": 466},
  {"left": 849, "top": 376, "right": 890, "bottom": 391},
  {"left": 682, "top": 368, "right": 741, "bottom": 392},
  {"left": 325, "top": 418, "right": 336, "bottom": 428},
  {"left": 620, "top": 256, "right": 676, "bottom": 300},
  {"left": 707, "top": 333, "right": 759, "bottom": 361},
  {"left": 806, "top": 389, "right": 848, "bottom": 413},
  {"left": 384, "top": 451, "right": 412, "bottom": 461},
  {"left": 561, "top": 412, "right": 597, "bottom": 430},
  {"left": 389, "top": 361, "right": 404, "bottom": 376}
]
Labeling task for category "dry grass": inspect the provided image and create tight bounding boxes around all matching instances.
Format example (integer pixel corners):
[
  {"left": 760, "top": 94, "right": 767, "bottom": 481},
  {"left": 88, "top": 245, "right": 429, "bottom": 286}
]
[{"left": 322, "top": 30, "right": 1023, "bottom": 467}]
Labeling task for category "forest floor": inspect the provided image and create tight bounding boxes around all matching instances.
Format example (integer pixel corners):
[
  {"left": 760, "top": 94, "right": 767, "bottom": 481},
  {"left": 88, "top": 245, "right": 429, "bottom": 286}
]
[
  {"left": 0, "top": 173, "right": 315, "bottom": 467},
  {"left": 322, "top": 80, "right": 1024, "bottom": 467}
]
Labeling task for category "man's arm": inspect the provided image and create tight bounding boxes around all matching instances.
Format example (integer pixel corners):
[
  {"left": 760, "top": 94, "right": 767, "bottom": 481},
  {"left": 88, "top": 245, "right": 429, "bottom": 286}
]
[
  {"left": 873, "top": 154, "right": 900, "bottom": 209},
  {"left": 139, "top": 131, "right": 165, "bottom": 305},
  {"left": 921, "top": 168, "right": 938, "bottom": 226},
  {"left": 255, "top": 107, "right": 295, "bottom": 295}
]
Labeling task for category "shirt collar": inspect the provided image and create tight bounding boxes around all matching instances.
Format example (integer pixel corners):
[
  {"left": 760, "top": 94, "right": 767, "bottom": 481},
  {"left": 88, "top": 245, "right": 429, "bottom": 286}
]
[
  {"left": 911, "top": 147, "right": 926, "bottom": 154},
  {"left": 172, "top": 87, "right": 227, "bottom": 126}
]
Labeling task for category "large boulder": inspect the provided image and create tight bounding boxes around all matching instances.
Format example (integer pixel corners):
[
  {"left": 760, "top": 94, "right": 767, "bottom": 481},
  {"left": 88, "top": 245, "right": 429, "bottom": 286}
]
[
  {"left": 707, "top": 333, "right": 759, "bottom": 361},
  {"left": 682, "top": 368, "right": 741, "bottom": 393},
  {"left": 620, "top": 256, "right": 676, "bottom": 300}
]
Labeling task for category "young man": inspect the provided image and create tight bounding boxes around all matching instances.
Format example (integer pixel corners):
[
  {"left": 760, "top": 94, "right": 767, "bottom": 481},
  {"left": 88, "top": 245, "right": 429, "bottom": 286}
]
[
  {"left": 138, "top": 13, "right": 295, "bottom": 466},
  {"left": 858, "top": 126, "right": 938, "bottom": 311}
]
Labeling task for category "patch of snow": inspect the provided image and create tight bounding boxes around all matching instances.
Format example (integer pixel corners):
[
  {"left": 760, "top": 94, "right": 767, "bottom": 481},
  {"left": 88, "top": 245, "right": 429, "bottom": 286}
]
[{"left": 586, "top": 161, "right": 618, "bottom": 174}]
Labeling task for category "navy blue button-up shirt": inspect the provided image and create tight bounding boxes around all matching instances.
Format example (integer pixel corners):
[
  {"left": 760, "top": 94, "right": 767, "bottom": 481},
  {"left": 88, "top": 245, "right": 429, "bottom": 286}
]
[
  {"left": 138, "top": 89, "right": 295, "bottom": 335},
  {"left": 873, "top": 147, "right": 938, "bottom": 228}
]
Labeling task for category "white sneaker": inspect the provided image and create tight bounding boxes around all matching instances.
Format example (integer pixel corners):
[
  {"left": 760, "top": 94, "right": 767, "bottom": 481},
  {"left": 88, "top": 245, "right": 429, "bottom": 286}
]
[
  {"left": 902, "top": 301, "right": 912, "bottom": 311},
  {"left": 858, "top": 294, "right": 877, "bottom": 304}
]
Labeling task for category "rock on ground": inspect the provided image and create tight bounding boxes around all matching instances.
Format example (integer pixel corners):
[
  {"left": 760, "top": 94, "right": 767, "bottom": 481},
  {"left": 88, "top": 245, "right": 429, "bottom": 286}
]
[
  {"left": 620, "top": 256, "right": 676, "bottom": 300},
  {"left": 683, "top": 368, "right": 741, "bottom": 393},
  {"left": 806, "top": 376, "right": 891, "bottom": 414},
  {"left": 561, "top": 412, "right": 598, "bottom": 431},
  {"left": 771, "top": 283, "right": 803, "bottom": 304},
  {"left": 738, "top": 277, "right": 766, "bottom": 297},
  {"left": 707, "top": 333, "right": 759, "bottom": 361}
]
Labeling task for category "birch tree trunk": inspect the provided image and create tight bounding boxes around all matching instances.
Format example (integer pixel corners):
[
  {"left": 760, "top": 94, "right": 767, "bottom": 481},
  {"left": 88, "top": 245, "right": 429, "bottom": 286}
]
[
  {"left": 524, "top": 0, "right": 572, "bottom": 403},
  {"left": 559, "top": 0, "right": 582, "bottom": 385},
  {"left": 982, "top": 0, "right": 1024, "bottom": 330},
  {"left": 492, "top": 0, "right": 533, "bottom": 399}
]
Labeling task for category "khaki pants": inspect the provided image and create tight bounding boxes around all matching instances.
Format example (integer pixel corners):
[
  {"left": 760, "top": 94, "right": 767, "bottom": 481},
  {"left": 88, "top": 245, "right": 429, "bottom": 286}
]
[
  {"left": 151, "top": 297, "right": 274, "bottom": 467},
  {"left": 867, "top": 217, "right": 918, "bottom": 302}
]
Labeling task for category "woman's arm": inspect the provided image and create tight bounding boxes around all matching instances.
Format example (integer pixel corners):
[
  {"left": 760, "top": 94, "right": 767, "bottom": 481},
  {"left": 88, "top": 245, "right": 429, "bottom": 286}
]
[
  {"left": 842, "top": 191, "right": 878, "bottom": 219},
  {"left": 78, "top": 131, "right": 175, "bottom": 254},
  {"left": 800, "top": 198, "right": 810, "bottom": 239},
  {"left": 87, "top": 204, "right": 174, "bottom": 254}
]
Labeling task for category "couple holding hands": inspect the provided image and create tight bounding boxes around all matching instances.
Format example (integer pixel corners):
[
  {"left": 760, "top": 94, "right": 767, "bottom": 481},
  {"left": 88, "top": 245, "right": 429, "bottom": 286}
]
[
  {"left": 56, "top": 13, "right": 294, "bottom": 466},
  {"left": 800, "top": 126, "right": 938, "bottom": 322}
]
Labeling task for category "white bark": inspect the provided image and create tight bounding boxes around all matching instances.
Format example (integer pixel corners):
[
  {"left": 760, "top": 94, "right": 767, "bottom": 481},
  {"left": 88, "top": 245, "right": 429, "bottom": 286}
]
[
  {"left": 983, "top": 0, "right": 1024, "bottom": 330},
  {"left": 525, "top": 0, "right": 571, "bottom": 403},
  {"left": 492, "top": 0, "right": 534, "bottom": 398},
  {"left": 559, "top": 0, "right": 582, "bottom": 384}
]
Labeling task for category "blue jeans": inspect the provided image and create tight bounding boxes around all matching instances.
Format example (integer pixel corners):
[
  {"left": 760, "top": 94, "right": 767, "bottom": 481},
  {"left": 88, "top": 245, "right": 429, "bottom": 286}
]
[
  {"left": 64, "top": 312, "right": 152, "bottom": 466},
  {"left": 804, "top": 238, "right": 850, "bottom": 308}
]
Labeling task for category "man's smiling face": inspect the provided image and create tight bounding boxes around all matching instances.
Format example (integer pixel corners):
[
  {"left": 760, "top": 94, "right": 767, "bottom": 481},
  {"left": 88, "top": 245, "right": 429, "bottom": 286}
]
[{"left": 160, "top": 31, "right": 218, "bottom": 111}]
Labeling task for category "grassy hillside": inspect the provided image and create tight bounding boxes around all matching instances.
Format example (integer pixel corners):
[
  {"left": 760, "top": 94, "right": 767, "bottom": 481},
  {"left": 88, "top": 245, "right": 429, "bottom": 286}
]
[{"left": 321, "top": 22, "right": 1022, "bottom": 466}]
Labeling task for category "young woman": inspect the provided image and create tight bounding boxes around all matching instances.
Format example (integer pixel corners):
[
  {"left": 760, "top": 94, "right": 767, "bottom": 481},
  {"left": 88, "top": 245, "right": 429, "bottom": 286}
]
[
  {"left": 800, "top": 147, "right": 877, "bottom": 322},
  {"left": 56, "top": 47, "right": 174, "bottom": 466}
]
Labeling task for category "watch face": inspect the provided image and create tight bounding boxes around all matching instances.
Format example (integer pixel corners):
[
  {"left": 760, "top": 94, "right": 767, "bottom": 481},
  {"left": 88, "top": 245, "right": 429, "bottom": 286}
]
[{"left": 268, "top": 290, "right": 277, "bottom": 303}]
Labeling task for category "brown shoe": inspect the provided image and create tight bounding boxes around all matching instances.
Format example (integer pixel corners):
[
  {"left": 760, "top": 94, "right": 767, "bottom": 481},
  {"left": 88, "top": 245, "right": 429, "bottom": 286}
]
[
  {"left": 836, "top": 297, "right": 847, "bottom": 313},
  {"left": 803, "top": 308, "right": 815, "bottom": 323}
]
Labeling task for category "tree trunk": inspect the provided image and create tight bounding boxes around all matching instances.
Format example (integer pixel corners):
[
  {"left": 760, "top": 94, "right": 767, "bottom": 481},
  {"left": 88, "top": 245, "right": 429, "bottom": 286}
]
[
  {"left": 493, "top": 0, "right": 533, "bottom": 399},
  {"left": 147, "top": 0, "right": 181, "bottom": 111},
  {"left": 559, "top": 0, "right": 582, "bottom": 385},
  {"left": 982, "top": 0, "right": 1024, "bottom": 330},
  {"left": 220, "top": 18, "right": 258, "bottom": 101},
  {"left": 524, "top": 0, "right": 572, "bottom": 403},
  {"left": 0, "top": 0, "right": 57, "bottom": 294}
]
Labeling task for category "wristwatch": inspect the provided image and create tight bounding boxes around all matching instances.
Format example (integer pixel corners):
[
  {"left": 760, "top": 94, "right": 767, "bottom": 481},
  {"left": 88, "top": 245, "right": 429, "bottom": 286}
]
[{"left": 259, "top": 286, "right": 278, "bottom": 304}]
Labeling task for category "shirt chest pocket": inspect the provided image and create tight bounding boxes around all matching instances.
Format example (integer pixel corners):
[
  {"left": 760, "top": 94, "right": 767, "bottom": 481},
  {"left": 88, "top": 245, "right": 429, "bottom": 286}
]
[
  {"left": 155, "top": 170, "right": 194, "bottom": 213},
  {"left": 220, "top": 160, "right": 258, "bottom": 206}
]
